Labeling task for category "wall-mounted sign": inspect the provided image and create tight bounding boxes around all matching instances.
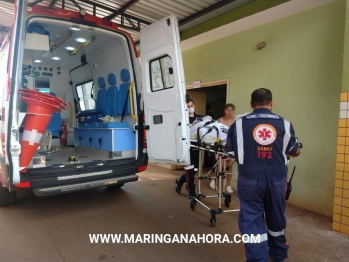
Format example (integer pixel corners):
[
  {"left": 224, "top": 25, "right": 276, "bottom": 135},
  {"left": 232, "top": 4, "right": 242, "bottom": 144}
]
[{"left": 193, "top": 81, "right": 201, "bottom": 88}]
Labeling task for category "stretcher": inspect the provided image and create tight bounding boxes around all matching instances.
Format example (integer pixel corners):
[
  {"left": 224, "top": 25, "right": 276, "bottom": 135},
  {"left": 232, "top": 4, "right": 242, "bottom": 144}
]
[{"left": 189, "top": 125, "right": 240, "bottom": 227}]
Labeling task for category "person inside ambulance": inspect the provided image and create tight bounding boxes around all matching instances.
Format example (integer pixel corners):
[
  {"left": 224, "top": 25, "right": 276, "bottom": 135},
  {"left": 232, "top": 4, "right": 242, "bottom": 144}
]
[
  {"left": 175, "top": 95, "right": 203, "bottom": 197},
  {"left": 225, "top": 88, "right": 300, "bottom": 262}
]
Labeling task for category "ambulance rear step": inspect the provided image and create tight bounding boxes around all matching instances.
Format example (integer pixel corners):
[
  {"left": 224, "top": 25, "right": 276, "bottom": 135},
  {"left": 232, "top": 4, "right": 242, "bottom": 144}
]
[{"left": 32, "top": 174, "right": 138, "bottom": 196}]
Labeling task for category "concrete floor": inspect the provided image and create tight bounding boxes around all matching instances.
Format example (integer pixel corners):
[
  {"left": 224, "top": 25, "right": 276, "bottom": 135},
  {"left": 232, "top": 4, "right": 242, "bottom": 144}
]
[{"left": 0, "top": 164, "right": 348, "bottom": 262}]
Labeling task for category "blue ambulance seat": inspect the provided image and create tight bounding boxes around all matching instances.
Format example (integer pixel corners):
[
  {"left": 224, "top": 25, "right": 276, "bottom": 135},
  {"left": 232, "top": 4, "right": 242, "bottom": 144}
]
[
  {"left": 116, "top": 69, "right": 131, "bottom": 116},
  {"left": 77, "top": 77, "right": 108, "bottom": 123},
  {"left": 107, "top": 73, "right": 119, "bottom": 116},
  {"left": 47, "top": 92, "right": 61, "bottom": 137},
  {"left": 96, "top": 77, "right": 110, "bottom": 115}
]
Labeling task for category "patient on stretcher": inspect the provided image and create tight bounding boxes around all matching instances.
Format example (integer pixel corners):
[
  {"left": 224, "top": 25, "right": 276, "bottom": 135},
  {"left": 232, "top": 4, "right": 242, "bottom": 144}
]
[{"left": 190, "top": 116, "right": 229, "bottom": 144}]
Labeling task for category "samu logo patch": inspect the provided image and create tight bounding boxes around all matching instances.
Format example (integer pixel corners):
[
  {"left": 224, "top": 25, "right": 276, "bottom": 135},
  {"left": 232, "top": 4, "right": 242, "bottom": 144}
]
[{"left": 253, "top": 124, "right": 277, "bottom": 145}]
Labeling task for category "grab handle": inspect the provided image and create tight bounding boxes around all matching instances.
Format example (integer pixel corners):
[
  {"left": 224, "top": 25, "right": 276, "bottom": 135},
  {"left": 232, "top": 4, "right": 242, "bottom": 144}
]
[
  {"left": 69, "top": 102, "right": 73, "bottom": 127},
  {"left": 129, "top": 82, "right": 137, "bottom": 121}
]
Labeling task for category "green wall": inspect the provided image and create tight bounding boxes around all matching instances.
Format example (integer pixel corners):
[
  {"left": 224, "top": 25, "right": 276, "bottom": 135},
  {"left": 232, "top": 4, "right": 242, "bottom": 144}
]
[
  {"left": 342, "top": 0, "right": 349, "bottom": 92},
  {"left": 182, "top": 0, "right": 346, "bottom": 216},
  {"left": 181, "top": 0, "right": 290, "bottom": 41}
]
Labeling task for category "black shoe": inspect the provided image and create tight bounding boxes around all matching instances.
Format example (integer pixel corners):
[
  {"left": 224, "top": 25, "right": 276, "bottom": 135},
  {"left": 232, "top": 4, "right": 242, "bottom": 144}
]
[
  {"left": 188, "top": 185, "right": 197, "bottom": 198},
  {"left": 270, "top": 256, "right": 284, "bottom": 262},
  {"left": 188, "top": 192, "right": 197, "bottom": 199},
  {"left": 175, "top": 178, "right": 184, "bottom": 194}
]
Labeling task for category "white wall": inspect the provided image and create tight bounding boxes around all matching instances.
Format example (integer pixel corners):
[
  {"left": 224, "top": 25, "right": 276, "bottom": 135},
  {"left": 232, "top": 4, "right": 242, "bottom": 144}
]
[
  {"left": 48, "top": 67, "right": 75, "bottom": 145},
  {"left": 89, "top": 38, "right": 130, "bottom": 92}
]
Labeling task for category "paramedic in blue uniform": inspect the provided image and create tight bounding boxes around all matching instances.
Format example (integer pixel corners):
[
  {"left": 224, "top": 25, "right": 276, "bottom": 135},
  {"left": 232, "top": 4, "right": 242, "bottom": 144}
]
[
  {"left": 225, "top": 88, "right": 300, "bottom": 262},
  {"left": 175, "top": 96, "right": 203, "bottom": 197}
]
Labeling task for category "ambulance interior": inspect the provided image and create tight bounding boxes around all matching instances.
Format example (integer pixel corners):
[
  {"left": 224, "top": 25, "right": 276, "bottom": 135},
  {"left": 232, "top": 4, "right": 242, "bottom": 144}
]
[{"left": 20, "top": 18, "right": 139, "bottom": 171}]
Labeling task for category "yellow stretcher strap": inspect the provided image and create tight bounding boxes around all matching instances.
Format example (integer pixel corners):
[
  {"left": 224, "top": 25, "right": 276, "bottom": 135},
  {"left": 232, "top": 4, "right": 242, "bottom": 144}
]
[{"left": 129, "top": 82, "right": 137, "bottom": 121}]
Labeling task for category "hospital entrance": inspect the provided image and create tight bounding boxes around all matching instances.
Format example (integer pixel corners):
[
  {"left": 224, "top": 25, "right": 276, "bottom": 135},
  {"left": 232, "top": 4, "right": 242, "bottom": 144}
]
[{"left": 186, "top": 83, "right": 228, "bottom": 118}]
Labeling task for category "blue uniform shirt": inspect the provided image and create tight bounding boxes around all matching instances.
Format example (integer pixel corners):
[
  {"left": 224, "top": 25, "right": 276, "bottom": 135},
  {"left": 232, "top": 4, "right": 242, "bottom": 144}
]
[{"left": 225, "top": 108, "right": 298, "bottom": 175}]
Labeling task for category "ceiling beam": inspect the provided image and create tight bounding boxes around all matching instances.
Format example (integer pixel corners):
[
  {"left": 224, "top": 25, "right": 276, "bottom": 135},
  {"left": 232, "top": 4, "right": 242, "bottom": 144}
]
[
  {"left": 77, "top": 0, "right": 151, "bottom": 25},
  {"left": 28, "top": 0, "right": 46, "bottom": 8},
  {"left": 119, "top": 0, "right": 140, "bottom": 13},
  {"left": 49, "top": 0, "right": 59, "bottom": 8},
  {"left": 70, "top": 0, "right": 82, "bottom": 10},
  {"left": 179, "top": 0, "right": 237, "bottom": 26},
  {"left": 105, "top": 0, "right": 140, "bottom": 21}
]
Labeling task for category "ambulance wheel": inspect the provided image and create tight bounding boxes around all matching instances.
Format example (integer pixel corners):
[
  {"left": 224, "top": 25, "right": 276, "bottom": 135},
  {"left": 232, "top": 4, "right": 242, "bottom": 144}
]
[
  {"left": 190, "top": 200, "right": 196, "bottom": 211},
  {"left": 224, "top": 198, "right": 231, "bottom": 208},
  {"left": 210, "top": 216, "right": 216, "bottom": 227},
  {"left": 0, "top": 183, "right": 17, "bottom": 207}
]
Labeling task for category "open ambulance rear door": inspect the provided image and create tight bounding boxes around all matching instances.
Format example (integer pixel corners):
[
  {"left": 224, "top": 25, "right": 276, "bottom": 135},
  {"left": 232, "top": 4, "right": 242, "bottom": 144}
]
[
  {"left": 6, "top": 0, "right": 27, "bottom": 185},
  {"left": 140, "top": 15, "right": 190, "bottom": 166}
]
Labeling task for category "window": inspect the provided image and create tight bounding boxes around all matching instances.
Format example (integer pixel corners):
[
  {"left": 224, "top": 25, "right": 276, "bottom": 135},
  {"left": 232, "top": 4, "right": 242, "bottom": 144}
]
[
  {"left": 76, "top": 80, "right": 95, "bottom": 111},
  {"left": 150, "top": 55, "right": 174, "bottom": 92}
]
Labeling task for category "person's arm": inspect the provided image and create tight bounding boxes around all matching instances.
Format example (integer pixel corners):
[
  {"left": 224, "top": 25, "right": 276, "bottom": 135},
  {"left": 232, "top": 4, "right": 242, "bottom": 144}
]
[
  {"left": 225, "top": 122, "right": 236, "bottom": 158},
  {"left": 286, "top": 122, "right": 300, "bottom": 157}
]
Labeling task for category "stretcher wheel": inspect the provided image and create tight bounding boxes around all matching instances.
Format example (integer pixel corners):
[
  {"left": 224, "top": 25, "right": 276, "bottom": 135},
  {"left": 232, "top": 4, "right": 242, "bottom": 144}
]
[
  {"left": 210, "top": 216, "right": 216, "bottom": 227},
  {"left": 190, "top": 200, "right": 196, "bottom": 211}
]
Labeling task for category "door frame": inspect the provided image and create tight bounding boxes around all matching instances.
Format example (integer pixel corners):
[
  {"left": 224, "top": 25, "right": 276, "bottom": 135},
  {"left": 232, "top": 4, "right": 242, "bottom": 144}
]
[
  {"left": 186, "top": 78, "right": 229, "bottom": 103},
  {"left": 167, "top": 79, "right": 229, "bottom": 170}
]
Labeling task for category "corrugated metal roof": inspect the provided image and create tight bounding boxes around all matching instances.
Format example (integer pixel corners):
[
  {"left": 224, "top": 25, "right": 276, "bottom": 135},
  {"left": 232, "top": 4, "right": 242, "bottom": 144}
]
[
  {"left": 0, "top": 1, "right": 15, "bottom": 29},
  {"left": 0, "top": 0, "right": 243, "bottom": 42}
]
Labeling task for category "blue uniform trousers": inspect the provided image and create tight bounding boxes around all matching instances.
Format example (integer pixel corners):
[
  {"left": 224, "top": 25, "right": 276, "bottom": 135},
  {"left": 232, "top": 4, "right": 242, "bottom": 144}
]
[{"left": 237, "top": 171, "right": 289, "bottom": 262}]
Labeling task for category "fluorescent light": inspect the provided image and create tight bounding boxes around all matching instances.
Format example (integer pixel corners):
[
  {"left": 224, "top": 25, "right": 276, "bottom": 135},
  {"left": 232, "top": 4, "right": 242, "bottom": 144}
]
[
  {"left": 70, "top": 27, "right": 80, "bottom": 31},
  {"left": 75, "top": 38, "right": 87, "bottom": 43},
  {"left": 52, "top": 57, "right": 60, "bottom": 61},
  {"left": 65, "top": 46, "right": 75, "bottom": 51},
  {"left": 34, "top": 60, "right": 42, "bottom": 63}
]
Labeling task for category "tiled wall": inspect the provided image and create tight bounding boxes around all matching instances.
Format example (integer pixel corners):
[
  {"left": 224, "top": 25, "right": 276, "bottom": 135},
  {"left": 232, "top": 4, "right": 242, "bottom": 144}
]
[{"left": 333, "top": 92, "right": 349, "bottom": 236}]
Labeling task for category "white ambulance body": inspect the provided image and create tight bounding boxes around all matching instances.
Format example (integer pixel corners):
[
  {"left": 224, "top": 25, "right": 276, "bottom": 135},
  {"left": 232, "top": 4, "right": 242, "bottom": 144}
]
[{"left": 0, "top": 1, "right": 190, "bottom": 206}]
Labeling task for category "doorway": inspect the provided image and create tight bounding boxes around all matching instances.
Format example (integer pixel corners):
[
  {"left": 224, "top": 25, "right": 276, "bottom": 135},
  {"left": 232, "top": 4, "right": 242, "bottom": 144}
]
[{"left": 186, "top": 84, "right": 227, "bottom": 119}]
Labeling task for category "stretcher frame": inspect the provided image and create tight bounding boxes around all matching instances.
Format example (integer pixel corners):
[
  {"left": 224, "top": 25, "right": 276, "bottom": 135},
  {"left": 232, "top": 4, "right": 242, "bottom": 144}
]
[{"left": 189, "top": 125, "right": 240, "bottom": 227}]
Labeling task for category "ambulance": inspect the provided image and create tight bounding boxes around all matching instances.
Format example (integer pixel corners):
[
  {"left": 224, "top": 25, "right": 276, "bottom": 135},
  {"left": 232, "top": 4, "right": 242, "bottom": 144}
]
[{"left": 0, "top": 1, "right": 190, "bottom": 206}]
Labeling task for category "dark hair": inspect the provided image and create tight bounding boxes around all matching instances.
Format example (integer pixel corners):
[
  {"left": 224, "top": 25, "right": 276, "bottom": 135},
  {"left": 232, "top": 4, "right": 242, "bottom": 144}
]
[
  {"left": 187, "top": 98, "right": 194, "bottom": 104},
  {"left": 251, "top": 88, "right": 272, "bottom": 107},
  {"left": 186, "top": 94, "right": 191, "bottom": 103},
  {"left": 224, "top": 103, "right": 235, "bottom": 111}
]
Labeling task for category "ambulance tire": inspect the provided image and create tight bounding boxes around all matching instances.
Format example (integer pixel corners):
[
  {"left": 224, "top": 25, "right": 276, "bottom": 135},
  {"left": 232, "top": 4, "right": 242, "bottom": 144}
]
[{"left": 0, "top": 183, "right": 17, "bottom": 207}]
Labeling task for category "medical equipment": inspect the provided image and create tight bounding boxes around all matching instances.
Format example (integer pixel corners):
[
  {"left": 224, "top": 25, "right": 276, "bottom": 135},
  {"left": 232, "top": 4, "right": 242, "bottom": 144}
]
[
  {"left": 285, "top": 166, "right": 296, "bottom": 200},
  {"left": 285, "top": 142, "right": 302, "bottom": 200},
  {"left": 189, "top": 125, "right": 240, "bottom": 227}
]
